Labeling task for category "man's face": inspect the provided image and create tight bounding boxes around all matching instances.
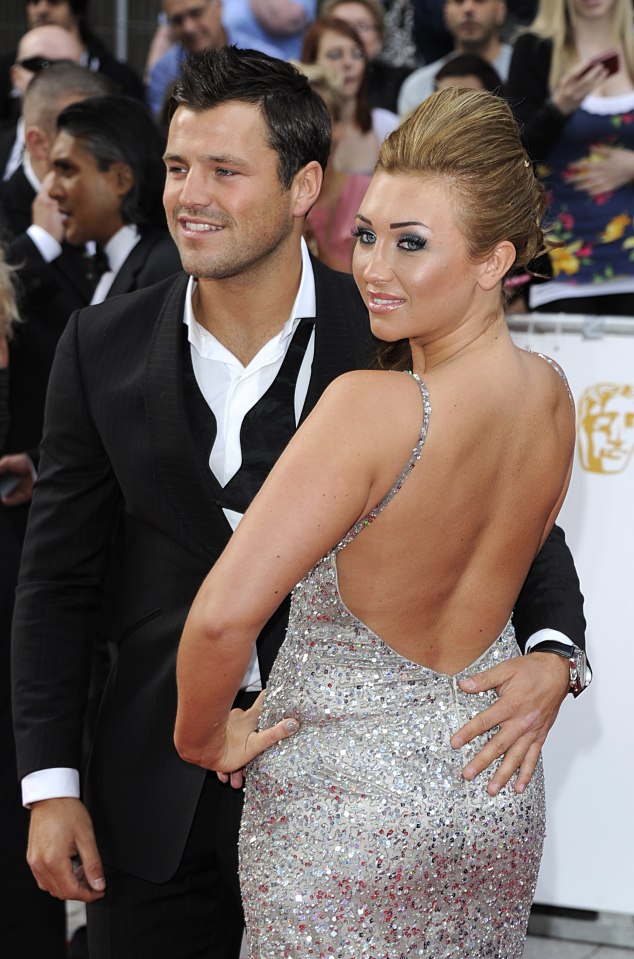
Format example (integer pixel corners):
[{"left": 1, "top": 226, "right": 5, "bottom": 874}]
[
  {"left": 48, "top": 131, "right": 129, "bottom": 245},
  {"left": 25, "top": 0, "right": 77, "bottom": 31},
  {"left": 12, "top": 24, "right": 82, "bottom": 99},
  {"left": 163, "top": 0, "right": 224, "bottom": 54},
  {"left": 443, "top": 0, "right": 506, "bottom": 50},
  {"left": 163, "top": 101, "right": 299, "bottom": 280}
]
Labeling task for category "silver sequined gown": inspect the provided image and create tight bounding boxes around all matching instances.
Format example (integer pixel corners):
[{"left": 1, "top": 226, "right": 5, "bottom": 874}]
[{"left": 239, "top": 374, "right": 546, "bottom": 958}]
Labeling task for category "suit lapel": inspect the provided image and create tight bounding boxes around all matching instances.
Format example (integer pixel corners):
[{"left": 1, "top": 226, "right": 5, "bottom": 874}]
[
  {"left": 144, "top": 274, "right": 233, "bottom": 560},
  {"left": 106, "top": 234, "right": 150, "bottom": 298}
]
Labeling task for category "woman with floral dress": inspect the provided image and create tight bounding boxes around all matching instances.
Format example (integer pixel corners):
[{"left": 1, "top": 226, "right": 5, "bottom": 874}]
[{"left": 507, "top": 0, "right": 634, "bottom": 315}]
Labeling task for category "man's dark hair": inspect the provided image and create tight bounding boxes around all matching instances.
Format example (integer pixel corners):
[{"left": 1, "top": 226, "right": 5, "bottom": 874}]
[
  {"left": 434, "top": 54, "right": 503, "bottom": 94},
  {"left": 170, "top": 46, "right": 332, "bottom": 188},
  {"left": 24, "top": 62, "right": 112, "bottom": 130},
  {"left": 56, "top": 95, "right": 167, "bottom": 232}
]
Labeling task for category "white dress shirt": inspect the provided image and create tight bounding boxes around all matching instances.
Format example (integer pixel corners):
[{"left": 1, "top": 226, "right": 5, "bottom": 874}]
[{"left": 90, "top": 225, "right": 141, "bottom": 304}]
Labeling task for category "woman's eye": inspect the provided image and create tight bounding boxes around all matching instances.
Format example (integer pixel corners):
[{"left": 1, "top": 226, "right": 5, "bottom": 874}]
[
  {"left": 398, "top": 235, "right": 427, "bottom": 252},
  {"left": 351, "top": 227, "right": 375, "bottom": 245}
]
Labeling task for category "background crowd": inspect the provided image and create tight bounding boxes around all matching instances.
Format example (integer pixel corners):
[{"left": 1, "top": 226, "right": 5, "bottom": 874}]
[{"left": 0, "top": 0, "right": 629, "bottom": 956}]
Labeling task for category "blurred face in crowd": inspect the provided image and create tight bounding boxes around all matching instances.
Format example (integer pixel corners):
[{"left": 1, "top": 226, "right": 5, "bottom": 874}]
[
  {"left": 25, "top": 0, "right": 77, "bottom": 31},
  {"left": 11, "top": 24, "right": 82, "bottom": 100},
  {"left": 163, "top": 102, "right": 301, "bottom": 280},
  {"left": 163, "top": 0, "right": 225, "bottom": 54},
  {"left": 316, "top": 29, "right": 366, "bottom": 101},
  {"left": 443, "top": 0, "right": 506, "bottom": 50},
  {"left": 48, "top": 131, "right": 131, "bottom": 245},
  {"left": 570, "top": 0, "right": 619, "bottom": 20},
  {"left": 329, "top": 2, "right": 382, "bottom": 60}
]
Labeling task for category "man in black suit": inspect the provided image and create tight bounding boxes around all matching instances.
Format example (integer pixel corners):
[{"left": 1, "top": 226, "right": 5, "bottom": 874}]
[
  {"left": 0, "top": 63, "right": 111, "bottom": 959},
  {"left": 12, "top": 48, "right": 585, "bottom": 959},
  {"left": 0, "top": 74, "right": 178, "bottom": 958}
]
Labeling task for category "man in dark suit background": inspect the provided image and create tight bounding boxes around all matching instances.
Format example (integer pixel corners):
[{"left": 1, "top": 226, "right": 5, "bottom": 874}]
[
  {"left": 0, "top": 90, "right": 180, "bottom": 511},
  {"left": 12, "top": 48, "right": 586, "bottom": 959},
  {"left": 0, "top": 64, "right": 112, "bottom": 479}
]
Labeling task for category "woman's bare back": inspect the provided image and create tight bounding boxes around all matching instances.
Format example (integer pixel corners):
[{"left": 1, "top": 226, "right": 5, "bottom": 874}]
[{"left": 335, "top": 336, "right": 575, "bottom": 675}]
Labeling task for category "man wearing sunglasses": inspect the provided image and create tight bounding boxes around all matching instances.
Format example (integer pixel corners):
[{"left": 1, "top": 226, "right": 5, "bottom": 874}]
[
  {"left": 0, "top": 1, "right": 144, "bottom": 129},
  {"left": 0, "top": 24, "right": 83, "bottom": 182}
]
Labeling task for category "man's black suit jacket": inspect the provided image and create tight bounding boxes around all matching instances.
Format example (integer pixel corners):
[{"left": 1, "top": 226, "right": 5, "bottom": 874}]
[{"left": 12, "top": 262, "right": 585, "bottom": 884}]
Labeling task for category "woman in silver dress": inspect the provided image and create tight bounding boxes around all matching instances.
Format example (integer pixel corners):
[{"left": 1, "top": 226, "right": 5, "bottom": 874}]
[{"left": 175, "top": 88, "right": 575, "bottom": 957}]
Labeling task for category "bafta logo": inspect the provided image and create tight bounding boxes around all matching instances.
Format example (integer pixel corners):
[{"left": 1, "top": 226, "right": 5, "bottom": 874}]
[{"left": 578, "top": 383, "right": 634, "bottom": 474}]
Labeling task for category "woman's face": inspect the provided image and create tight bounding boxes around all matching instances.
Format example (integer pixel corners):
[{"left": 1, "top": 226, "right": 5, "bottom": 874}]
[
  {"left": 316, "top": 29, "right": 366, "bottom": 100},
  {"left": 330, "top": 2, "right": 382, "bottom": 60},
  {"left": 352, "top": 172, "right": 491, "bottom": 351},
  {"left": 570, "top": 0, "right": 619, "bottom": 20}
]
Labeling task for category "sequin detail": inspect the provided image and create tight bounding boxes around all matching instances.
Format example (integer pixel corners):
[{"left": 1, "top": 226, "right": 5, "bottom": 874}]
[{"left": 239, "top": 371, "right": 545, "bottom": 958}]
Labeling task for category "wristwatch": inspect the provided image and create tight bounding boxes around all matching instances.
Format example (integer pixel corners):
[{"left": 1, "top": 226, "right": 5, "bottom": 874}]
[{"left": 529, "top": 642, "right": 588, "bottom": 697}]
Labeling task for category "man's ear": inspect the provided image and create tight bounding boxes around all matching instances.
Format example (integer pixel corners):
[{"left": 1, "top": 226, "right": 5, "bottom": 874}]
[
  {"left": 477, "top": 241, "right": 516, "bottom": 292},
  {"left": 291, "top": 160, "right": 323, "bottom": 218},
  {"left": 109, "top": 161, "right": 134, "bottom": 198},
  {"left": 24, "top": 125, "right": 50, "bottom": 164}
]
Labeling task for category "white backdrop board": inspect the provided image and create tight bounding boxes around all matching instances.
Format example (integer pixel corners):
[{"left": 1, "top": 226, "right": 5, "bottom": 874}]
[{"left": 509, "top": 316, "right": 634, "bottom": 915}]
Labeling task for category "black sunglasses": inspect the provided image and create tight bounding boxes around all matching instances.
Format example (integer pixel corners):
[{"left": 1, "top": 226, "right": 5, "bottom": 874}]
[{"left": 15, "top": 55, "right": 65, "bottom": 73}]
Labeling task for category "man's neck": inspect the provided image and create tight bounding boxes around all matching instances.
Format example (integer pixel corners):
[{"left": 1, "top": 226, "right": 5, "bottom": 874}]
[{"left": 192, "top": 241, "right": 304, "bottom": 367}]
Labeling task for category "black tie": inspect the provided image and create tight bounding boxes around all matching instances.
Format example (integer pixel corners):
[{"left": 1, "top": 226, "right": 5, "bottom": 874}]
[{"left": 84, "top": 245, "right": 110, "bottom": 287}]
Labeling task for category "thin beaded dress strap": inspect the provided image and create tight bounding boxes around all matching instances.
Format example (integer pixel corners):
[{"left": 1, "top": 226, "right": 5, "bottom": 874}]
[{"left": 335, "top": 371, "right": 432, "bottom": 553}]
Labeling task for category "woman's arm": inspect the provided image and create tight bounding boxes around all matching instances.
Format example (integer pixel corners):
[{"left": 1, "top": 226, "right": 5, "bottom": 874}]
[
  {"left": 507, "top": 33, "right": 617, "bottom": 164},
  {"left": 175, "top": 372, "right": 420, "bottom": 771}
]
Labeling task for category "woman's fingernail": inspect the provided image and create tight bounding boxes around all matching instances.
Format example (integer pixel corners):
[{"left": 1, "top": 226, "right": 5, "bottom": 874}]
[{"left": 284, "top": 719, "right": 299, "bottom": 733}]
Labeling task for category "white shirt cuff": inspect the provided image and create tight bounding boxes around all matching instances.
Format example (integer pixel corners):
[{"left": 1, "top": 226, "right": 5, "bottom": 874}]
[
  {"left": 22, "top": 767, "right": 80, "bottom": 807},
  {"left": 26, "top": 225, "right": 63, "bottom": 262},
  {"left": 524, "top": 628, "right": 573, "bottom": 653}
]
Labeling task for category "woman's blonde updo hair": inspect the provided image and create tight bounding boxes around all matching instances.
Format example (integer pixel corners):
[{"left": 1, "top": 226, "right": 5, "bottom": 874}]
[
  {"left": 375, "top": 87, "right": 547, "bottom": 369},
  {"left": 380, "top": 87, "right": 546, "bottom": 268}
]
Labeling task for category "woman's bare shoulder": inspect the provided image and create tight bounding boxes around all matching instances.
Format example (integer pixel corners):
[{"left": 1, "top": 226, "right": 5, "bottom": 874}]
[
  {"left": 315, "top": 369, "right": 429, "bottom": 455},
  {"left": 516, "top": 347, "right": 575, "bottom": 411},
  {"left": 321, "top": 369, "right": 424, "bottom": 411}
]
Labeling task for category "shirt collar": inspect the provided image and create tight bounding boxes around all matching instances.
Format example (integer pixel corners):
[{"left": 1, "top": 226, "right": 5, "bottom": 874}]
[
  {"left": 102, "top": 224, "right": 141, "bottom": 274},
  {"left": 184, "top": 237, "right": 317, "bottom": 364}
]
